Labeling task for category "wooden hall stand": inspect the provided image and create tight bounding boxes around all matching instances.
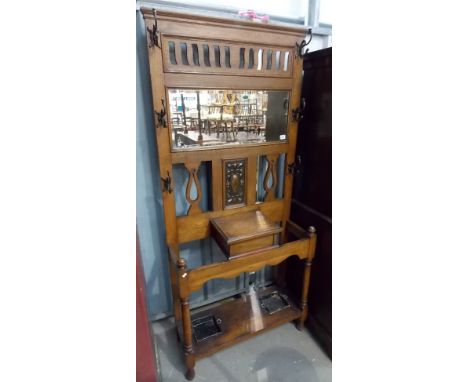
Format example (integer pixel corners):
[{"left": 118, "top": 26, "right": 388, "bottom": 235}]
[{"left": 142, "top": 8, "right": 316, "bottom": 380}]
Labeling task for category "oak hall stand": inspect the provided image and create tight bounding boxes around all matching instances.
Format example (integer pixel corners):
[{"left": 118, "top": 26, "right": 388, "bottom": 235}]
[{"left": 142, "top": 8, "right": 316, "bottom": 380}]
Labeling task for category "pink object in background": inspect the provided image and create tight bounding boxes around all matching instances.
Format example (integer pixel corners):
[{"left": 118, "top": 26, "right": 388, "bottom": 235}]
[{"left": 238, "top": 10, "right": 270, "bottom": 23}]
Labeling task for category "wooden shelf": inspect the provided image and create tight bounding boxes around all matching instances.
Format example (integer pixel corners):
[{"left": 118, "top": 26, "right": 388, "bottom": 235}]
[{"left": 179, "top": 286, "right": 301, "bottom": 360}]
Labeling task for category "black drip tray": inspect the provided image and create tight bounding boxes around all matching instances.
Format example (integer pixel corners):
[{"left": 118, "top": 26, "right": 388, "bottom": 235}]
[
  {"left": 259, "top": 291, "right": 290, "bottom": 315},
  {"left": 192, "top": 315, "right": 222, "bottom": 342}
]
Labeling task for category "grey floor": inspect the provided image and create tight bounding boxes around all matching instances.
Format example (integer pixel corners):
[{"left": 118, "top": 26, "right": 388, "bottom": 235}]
[{"left": 153, "top": 317, "right": 332, "bottom": 382}]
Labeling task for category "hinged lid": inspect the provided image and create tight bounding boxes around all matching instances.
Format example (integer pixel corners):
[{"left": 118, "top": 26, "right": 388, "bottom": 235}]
[
  {"left": 211, "top": 210, "right": 282, "bottom": 245},
  {"left": 210, "top": 210, "right": 283, "bottom": 259}
]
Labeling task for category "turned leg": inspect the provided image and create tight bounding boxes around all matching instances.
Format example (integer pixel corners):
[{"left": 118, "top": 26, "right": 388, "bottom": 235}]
[
  {"left": 296, "top": 258, "right": 312, "bottom": 331},
  {"left": 296, "top": 226, "right": 317, "bottom": 331},
  {"left": 177, "top": 258, "right": 195, "bottom": 380},
  {"left": 181, "top": 297, "right": 195, "bottom": 380},
  {"left": 168, "top": 258, "right": 182, "bottom": 341}
]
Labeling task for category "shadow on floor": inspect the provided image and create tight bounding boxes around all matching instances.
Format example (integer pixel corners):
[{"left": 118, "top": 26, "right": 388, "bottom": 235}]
[{"left": 250, "top": 347, "right": 318, "bottom": 382}]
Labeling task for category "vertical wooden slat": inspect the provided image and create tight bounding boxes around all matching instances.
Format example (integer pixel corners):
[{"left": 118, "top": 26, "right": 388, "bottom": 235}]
[
  {"left": 200, "top": 43, "right": 207, "bottom": 68},
  {"left": 253, "top": 47, "right": 258, "bottom": 71},
  {"left": 247, "top": 155, "right": 257, "bottom": 205},
  {"left": 211, "top": 159, "right": 223, "bottom": 210},
  {"left": 231, "top": 45, "right": 240, "bottom": 71},
  {"left": 187, "top": 42, "right": 193, "bottom": 66},
  {"left": 219, "top": 44, "right": 225, "bottom": 68},
  {"left": 274, "top": 50, "right": 280, "bottom": 71}
]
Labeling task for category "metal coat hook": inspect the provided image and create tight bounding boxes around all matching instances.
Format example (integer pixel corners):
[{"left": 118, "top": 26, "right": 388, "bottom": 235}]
[
  {"left": 146, "top": 9, "right": 161, "bottom": 49},
  {"left": 292, "top": 98, "right": 306, "bottom": 122},
  {"left": 296, "top": 28, "right": 312, "bottom": 59},
  {"left": 155, "top": 98, "right": 167, "bottom": 128},
  {"left": 161, "top": 171, "right": 172, "bottom": 193}
]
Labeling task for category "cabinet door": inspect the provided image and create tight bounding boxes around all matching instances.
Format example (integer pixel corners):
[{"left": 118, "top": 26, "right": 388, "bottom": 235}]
[{"left": 288, "top": 47, "right": 332, "bottom": 358}]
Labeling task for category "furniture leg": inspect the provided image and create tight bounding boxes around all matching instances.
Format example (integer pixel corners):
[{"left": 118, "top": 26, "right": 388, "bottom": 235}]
[
  {"left": 296, "top": 258, "right": 312, "bottom": 331},
  {"left": 177, "top": 258, "right": 195, "bottom": 380},
  {"left": 168, "top": 258, "right": 182, "bottom": 341},
  {"left": 296, "top": 226, "right": 317, "bottom": 331},
  {"left": 181, "top": 297, "right": 195, "bottom": 380}
]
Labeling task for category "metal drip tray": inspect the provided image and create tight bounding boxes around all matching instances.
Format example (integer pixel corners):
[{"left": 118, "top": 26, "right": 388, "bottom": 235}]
[
  {"left": 192, "top": 315, "right": 222, "bottom": 342},
  {"left": 259, "top": 291, "right": 290, "bottom": 315}
]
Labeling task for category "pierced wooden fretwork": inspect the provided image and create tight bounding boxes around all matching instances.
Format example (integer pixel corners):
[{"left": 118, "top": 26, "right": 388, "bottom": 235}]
[
  {"left": 184, "top": 161, "right": 202, "bottom": 215},
  {"left": 223, "top": 159, "right": 246, "bottom": 208},
  {"left": 162, "top": 38, "right": 293, "bottom": 78},
  {"left": 263, "top": 155, "right": 278, "bottom": 201}
]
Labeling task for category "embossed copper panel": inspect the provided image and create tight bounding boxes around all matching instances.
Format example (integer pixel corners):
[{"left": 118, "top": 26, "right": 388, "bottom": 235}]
[{"left": 223, "top": 158, "right": 246, "bottom": 208}]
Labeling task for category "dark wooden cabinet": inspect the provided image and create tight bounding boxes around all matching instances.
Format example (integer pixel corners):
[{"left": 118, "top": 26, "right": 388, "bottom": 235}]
[{"left": 287, "top": 47, "right": 332, "bottom": 358}]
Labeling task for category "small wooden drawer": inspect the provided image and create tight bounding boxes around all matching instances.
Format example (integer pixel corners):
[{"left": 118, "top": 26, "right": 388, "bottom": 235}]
[{"left": 210, "top": 210, "right": 283, "bottom": 259}]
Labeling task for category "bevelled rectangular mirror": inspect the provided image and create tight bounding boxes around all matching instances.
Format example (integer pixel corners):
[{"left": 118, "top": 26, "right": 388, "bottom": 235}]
[{"left": 167, "top": 89, "right": 289, "bottom": 150}]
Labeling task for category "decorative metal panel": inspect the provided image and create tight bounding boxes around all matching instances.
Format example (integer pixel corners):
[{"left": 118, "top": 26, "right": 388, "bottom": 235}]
[{"left": 224, "top": 159, "right": 246, "bottom": 207}]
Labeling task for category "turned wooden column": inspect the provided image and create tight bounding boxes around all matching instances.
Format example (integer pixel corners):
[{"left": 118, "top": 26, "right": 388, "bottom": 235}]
[
  {"left": 168, "top": 262, "right": 181, "bottom": 341},
  {"left": 177, "top": 258, "right": 195, "bottom": 381},
  {"left": 297, "top": 226, "right": 317, "bottom": 330}
]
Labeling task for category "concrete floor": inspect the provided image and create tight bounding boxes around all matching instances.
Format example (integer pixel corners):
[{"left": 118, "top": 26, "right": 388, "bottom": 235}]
[{"left": 153, "top": 317, "right": 332, "bottom": 382}]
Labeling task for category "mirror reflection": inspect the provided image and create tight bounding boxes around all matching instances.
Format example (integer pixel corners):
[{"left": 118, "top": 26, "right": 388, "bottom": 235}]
[{"left": 168, "top": 89, "right": 289, "bottom": 150}]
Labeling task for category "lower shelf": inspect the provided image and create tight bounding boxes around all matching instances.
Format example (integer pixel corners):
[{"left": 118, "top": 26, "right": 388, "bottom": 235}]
[{"left": 180, "top": 285, "right": 302, "bottom": 360}]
